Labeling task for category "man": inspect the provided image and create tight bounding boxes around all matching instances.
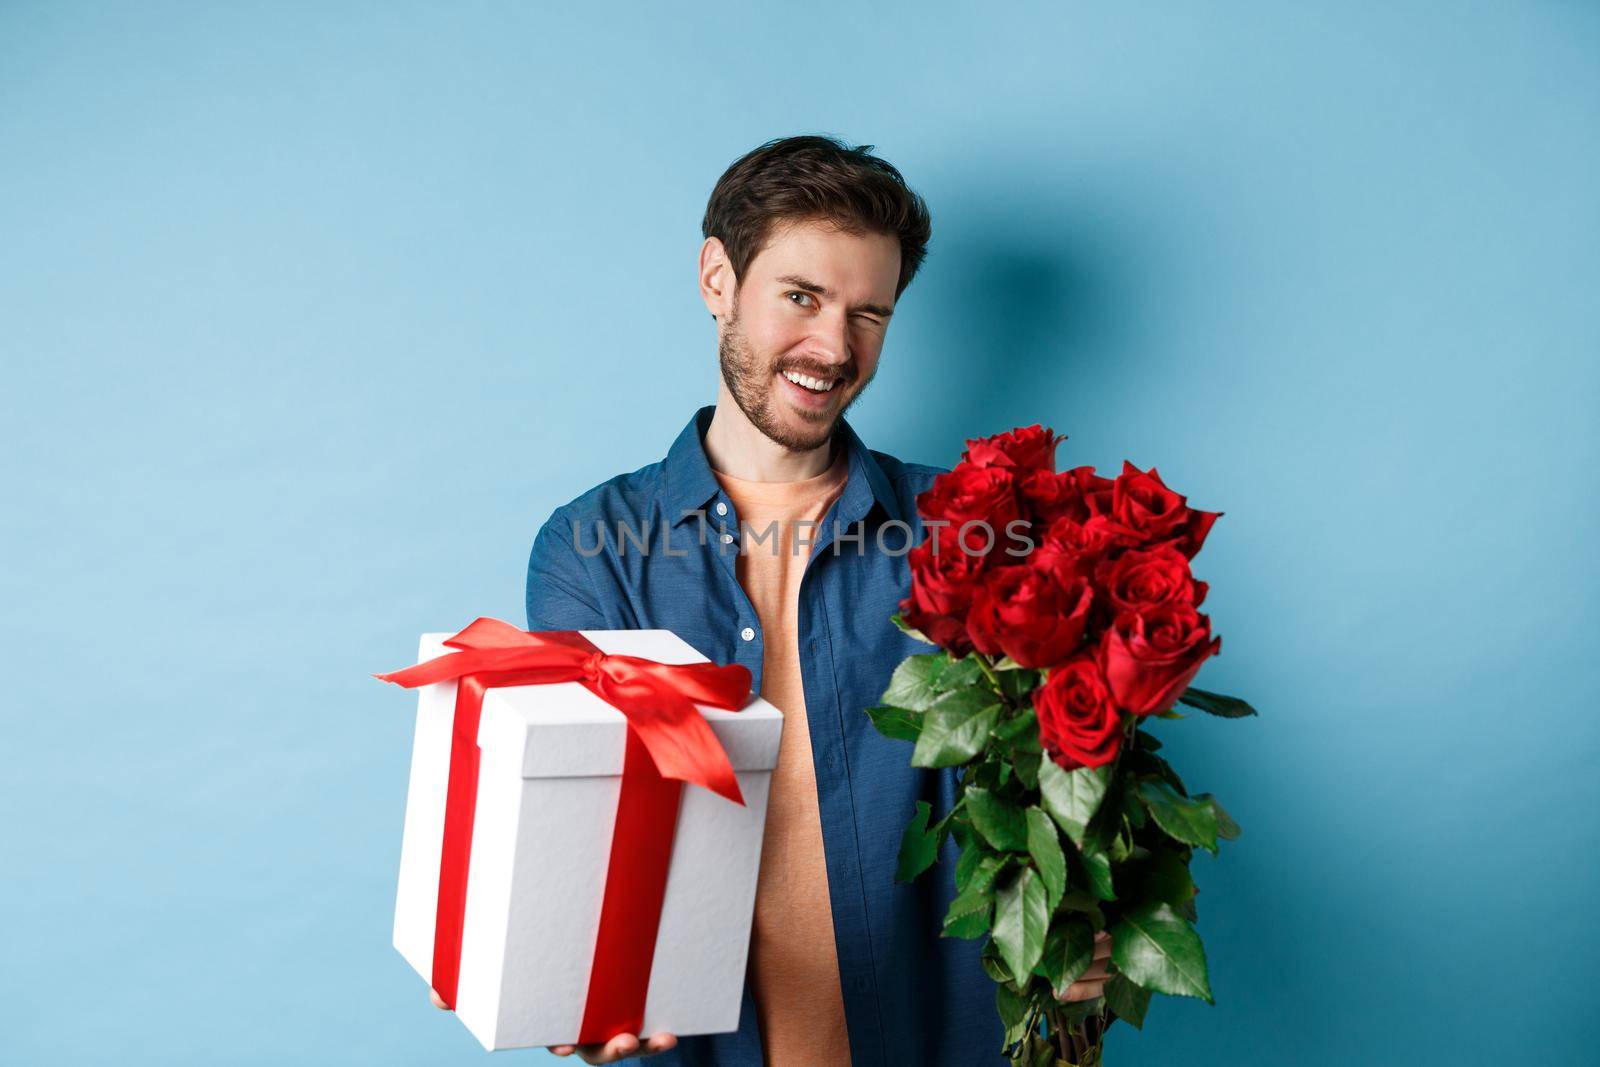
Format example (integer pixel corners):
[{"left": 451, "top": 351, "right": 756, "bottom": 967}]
[{"left": 436, "top": 135, "right": 1111, "bottom": 1064}]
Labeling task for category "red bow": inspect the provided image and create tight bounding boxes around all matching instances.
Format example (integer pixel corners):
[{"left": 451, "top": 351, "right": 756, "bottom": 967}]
[
  {"left": 377, "top": 618, "right": 752, "bottom": 803},
  {"left": 378, "top": 618, "right": 754, "bottom": 1040}
]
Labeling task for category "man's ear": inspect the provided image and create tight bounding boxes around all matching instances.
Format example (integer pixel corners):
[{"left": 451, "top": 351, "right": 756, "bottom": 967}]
[{"left": 699, "top": 236, "right": 736, "bottom": 322}]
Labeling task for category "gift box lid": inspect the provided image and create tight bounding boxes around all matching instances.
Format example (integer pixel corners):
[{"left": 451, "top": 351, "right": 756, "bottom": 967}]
[{"left": 417, "top": 629, "right": 782, "bottom": 779}]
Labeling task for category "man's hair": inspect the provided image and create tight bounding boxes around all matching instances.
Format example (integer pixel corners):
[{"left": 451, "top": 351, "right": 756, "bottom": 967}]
[{"left": 702, "top": 134, "right": 932, "bottom": 302}]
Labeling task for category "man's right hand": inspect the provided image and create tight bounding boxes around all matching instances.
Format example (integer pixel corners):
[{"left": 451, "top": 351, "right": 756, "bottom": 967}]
[
  {"left": 428, "top": 990, "right": 678, "bottom": 1063},
  {"left": 550, "top": 1032, "right": 679, "bottom": 1063}
]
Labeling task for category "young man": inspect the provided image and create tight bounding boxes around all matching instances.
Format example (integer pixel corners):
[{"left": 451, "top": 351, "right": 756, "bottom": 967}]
[{"left": 485, "top": 136, "right": 1109, "bottom": 1065}]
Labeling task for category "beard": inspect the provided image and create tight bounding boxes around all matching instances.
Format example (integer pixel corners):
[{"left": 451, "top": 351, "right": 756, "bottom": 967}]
[{"left": 717, "top": 297, "right": 868, "bottom": 452}]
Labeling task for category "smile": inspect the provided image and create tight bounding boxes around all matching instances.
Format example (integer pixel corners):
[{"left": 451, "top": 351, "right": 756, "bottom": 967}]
[{"left": 781, "top": 370, "right": 836, "bottom": 393}]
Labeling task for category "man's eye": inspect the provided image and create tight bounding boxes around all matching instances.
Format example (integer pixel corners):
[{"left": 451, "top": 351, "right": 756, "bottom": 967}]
[{"left": 787, "top": 291, "right": 815, "bottom": 308}]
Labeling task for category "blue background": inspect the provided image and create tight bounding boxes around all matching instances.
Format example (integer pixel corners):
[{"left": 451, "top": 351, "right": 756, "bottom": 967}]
[{"left": 4, "top": 2, "right": 1596, "bottom": 1064}]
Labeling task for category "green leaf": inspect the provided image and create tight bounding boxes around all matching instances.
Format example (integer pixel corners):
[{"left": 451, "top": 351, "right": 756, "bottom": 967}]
[
  {"left": 1057, "top": 890, "right": 1105, "bottom": 931},
  {"left": 882, "top": 653, "right": 946, "bottom": 711},
  {"left": 1011, "top": 744, "right": 1041, "bottom": 790},
  {"left": 945, "top": 856, "right": 1001, "bottom": 925},
  {"left": 1134, "top": 848, "right": 1195, "bottom": 909},
  {"left": 961, "top": 851, "right": 1007, "bottom": 893},
  {"left": 950, "top": 815, "right": 976, "bottom": 858},
  {"left": 981, "top": 940, "right": 1014, "bottom": 984},
  {"left": 966, "top": 787, "right": 1029, "bottom": 852},
  {"left": 1138, "top": 780, "right": 1220, "bottom": 854},
  {"left": 1034, "top": 917, "right": 1095, "bottom": 998},
  {"left": 972, "top": 758, "right": 1006, "bottom": 791},
  {"left": 1037, "top": 759, "right": 1109, "bottom": 847},
  {"left": 1178, "top": 685, "right": 1258, "bottom": 718},
  {"left": 1079, "top": 843, "right": 1116, "bottom": 901},
  {"left": 944, "top": 851, "right": 997, "bottom": 938},
  {"left": 1057, "top": 997, "right": 1105, "bottom": 1028},
  {"left": 1118, "top": 776, "right": 1148, "bottom": 829},
  {"left": 1111, "top": 902, "right": 1214, "bottom": 1002},
  {"left": 911, "top": 689, "right": 1000, "bottom": 768},
  {"left": 998, "top": 666, "right": 1042, "bottom": 704},
  {"left": 1195, "top": 792, "right": 1241, "bottom": 840},
  {"left": 993, "top": 708, "right": 1039, "bottom": 743},
  {"left": 937, "top": 654, "right": 986, "bottom": 691},
  {"left": 942, "top": 903, "right": 992, "bottom": 940},
  {"left": 1024, "top": 1032, "right": 1056, "bottom": 1067},
  {"left": 1108, "top": 822, "right": 1134, "bottom": 864},
  {"left": 895, "top": 801, "right": 940, "bottom": 883},
  {"left": 1024, "top": 807, "right": 1066, "bottom": 910},
  {"left": 995, "top": 981, "right": 1030, "bottom": 1048},
  {"left": 890, "top": 611, "right": 937, "bottom": 645},
  {"left": 954, "top": 837, "right": 991, "bottom": 890},
  {"left": 1151, "top": 752, "right": 1190, "bottom": 795},
  {"left": 1104, "top": 973, "right": 1152, "bottom": 1029},
  {"left": 863, "top": 704, "right": 922, "bottom": 742},
  {"left": 993, "top": 868, "right": 1049, "bottom": 983}
]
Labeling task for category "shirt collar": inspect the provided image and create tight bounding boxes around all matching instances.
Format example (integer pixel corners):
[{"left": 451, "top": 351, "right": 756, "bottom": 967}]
[{"left": 664, "top": 404, "right": 905, "bottom": 528}]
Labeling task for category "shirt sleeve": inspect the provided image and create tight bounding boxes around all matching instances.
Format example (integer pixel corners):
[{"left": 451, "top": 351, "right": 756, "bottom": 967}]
[{"left": 525, "top": 507, "right": 610, "bottom": 631}]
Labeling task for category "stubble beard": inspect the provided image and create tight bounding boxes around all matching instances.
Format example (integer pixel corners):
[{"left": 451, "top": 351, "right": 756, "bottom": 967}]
[{"left": 717, "top": 299, "right": 866, "bottom": 453}]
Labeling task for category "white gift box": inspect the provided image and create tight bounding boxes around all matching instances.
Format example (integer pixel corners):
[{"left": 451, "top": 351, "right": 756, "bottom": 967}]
[{"left": 392, "top": 628, "right": 783, "bottom": 1051}]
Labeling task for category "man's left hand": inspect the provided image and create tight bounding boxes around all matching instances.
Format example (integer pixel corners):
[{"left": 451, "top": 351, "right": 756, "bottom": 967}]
[{"left": 1056, "top": 930, "right": 1113, "bottom": 1003}]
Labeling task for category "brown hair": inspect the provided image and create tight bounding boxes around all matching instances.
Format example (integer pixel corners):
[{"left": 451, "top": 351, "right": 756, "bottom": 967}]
[{"left": 702, "top": 134, "right": 932, "bottom": 303}]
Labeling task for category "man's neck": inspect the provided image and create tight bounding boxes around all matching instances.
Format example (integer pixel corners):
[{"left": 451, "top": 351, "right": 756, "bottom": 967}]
[{"left": 703, "top": 383, "right": 839, "bottom": 482}]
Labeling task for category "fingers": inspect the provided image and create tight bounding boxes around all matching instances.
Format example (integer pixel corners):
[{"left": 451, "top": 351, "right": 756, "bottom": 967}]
[
  {"left": 582, "top": 1034, "right": 639, "bottom": 1064},
  {"left": 1061, "top": 978, "right": 1107, "bottom": 1002},
  {"left": 1092, "top": 929, "right": 1112, "bottom": 960},
  {"left": 546, "top": 1032, "right": 675, "bottom": 1064},
  {"left": 643, "top": 1033, "right": 679, "bottom": 1055},
  {"left": 1057, "top": 931, "right": 1115, "bottom": 1003}
]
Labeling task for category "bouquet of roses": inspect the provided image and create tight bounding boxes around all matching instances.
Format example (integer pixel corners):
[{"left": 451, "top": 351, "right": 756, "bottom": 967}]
[{"left": 867, "top": 425, "right": 1256, "bottom": 1066}]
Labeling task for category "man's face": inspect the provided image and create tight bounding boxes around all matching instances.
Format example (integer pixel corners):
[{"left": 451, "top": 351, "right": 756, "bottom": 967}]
[{"left": 714, "top": 217, "right": 901, "bottom": 451}]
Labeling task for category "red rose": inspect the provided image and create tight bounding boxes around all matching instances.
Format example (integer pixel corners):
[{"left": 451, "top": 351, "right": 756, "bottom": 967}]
[
  {"left": 967, "top": 563, "right": 1094, "bottom": 668},
  {"left": 1018, "top": 469, "right": 1075, "bottom": 525},
  {"left": 1100, "top": 462, "right": 1221, "bottom": 558},
  {"left": 1157, "top": 506, "right": 1221, "bottom": 561},
  {"left": 961, "top": 424, "right": 1065, "bottom": 473},
  {"left": 899, "top": 537, "right": 986, "bottom": 653},
  {"left": 1031, "top": 516, "right": 1119, "bottom": 585},
  {"left": 1074, "top": 466, "right": 1117, "bottom": 520},
  {"left": 1019, "top": 464, "right": 1110, "bottom": 525},
  {"left": 1093, "top": 544, "right": 1208, "bottom": 618},
  {"left": 1033, "top": 654, "right": 1123, "bottom": 769},
  {"left": 1098, "top": 603, "right": 1222, "bottom": 716},
  {"left": 915, "top": 463, "right": 1022, "bottom": 557}
]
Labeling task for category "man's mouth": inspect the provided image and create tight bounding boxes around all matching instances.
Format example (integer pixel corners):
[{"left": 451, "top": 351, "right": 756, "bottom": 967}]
[
  {"left": 780, "top": 369, "right": 837, "bottom": 394},
  {"left": 776, "top": 368, "right": 843, "bottom": 411}
]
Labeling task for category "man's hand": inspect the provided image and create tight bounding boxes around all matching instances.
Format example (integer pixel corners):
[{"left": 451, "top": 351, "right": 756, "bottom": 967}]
[
  {"left": 1056, "top": 930, "right": 1113, "bottom": 1003},
  {"left": 429, "top": 988, "right": 677, "bottom": 1063},
  {"left": 549, "top": 1033, "right": 679, "bottom": 1063}
]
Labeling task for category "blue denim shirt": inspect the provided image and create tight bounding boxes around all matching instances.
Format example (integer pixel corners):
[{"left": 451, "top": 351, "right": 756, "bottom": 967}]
[{"left": 524, "top": 405, "right": 1003, "bottom": 1066}]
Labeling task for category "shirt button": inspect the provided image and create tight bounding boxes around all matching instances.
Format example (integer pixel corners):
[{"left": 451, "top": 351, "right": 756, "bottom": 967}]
[
  {"left": 715, "top": 501, "right": 728, "bottom": 516},
  {"left": 740, "top": 626, "right": 755, "bottom": 642},
  {"left": 720, "top": 532, "right": 734, "bottom": 545}
]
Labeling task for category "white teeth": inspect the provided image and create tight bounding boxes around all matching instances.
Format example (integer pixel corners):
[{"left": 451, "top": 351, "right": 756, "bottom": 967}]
[{"left": 782, "top": 370, "right": 835, "bottom": 393}]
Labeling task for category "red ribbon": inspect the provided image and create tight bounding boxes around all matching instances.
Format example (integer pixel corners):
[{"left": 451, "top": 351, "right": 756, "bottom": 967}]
[{"left": 376, "top": 618, "right": 753, "bottom": 1042}]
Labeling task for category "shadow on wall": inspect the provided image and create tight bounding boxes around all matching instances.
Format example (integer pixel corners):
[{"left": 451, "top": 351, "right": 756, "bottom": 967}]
[{"left": 886, "top": 200, "right": 1129, "bottom": 456}]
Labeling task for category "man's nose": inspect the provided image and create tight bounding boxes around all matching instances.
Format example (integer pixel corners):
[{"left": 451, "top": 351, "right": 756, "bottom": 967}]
[{"left": 808, "top": 314, "right": 853, "bottom": 376}]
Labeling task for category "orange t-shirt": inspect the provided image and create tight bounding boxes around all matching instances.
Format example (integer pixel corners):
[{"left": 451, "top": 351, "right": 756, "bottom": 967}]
[{"left": 710, "top": 444, "right": 853, "bottom": 1067}]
